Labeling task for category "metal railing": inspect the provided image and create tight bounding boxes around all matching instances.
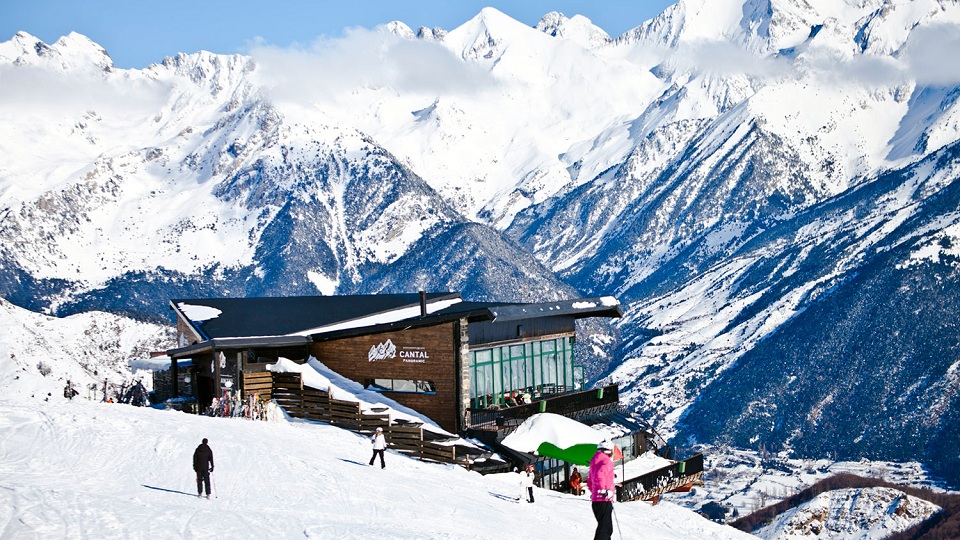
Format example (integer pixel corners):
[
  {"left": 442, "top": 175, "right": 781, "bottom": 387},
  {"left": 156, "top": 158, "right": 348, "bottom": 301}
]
[
  {"left": 467, "top": 384, "right": 619, "bottom": 430},
  {"left": 617, "top": 453, "right": 704, "bottom": 502}
]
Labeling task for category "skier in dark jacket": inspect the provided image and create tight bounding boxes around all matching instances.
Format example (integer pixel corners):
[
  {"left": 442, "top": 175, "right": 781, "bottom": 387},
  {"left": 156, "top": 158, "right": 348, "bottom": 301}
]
[
  {"left": 193, "top": 438, "right": 214, "bottom": 498},
  {"left": 63, "top": 380, "right": 78, "bottom": 400}
]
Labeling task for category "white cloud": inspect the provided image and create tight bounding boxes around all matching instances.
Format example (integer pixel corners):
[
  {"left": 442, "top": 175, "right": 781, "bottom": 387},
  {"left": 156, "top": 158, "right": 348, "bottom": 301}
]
[
  {"left": 667, "top": 40, "right": 794, "bottom": 80},
  {"left": 248, "top": 27, "right": 496, "bottom": 105},
  {"left": 626, "top": 22, "right": 960, "bottom": 89},
  {"left": 0, "top": 64, "right": 169, "bottom": 115},
  {"left": 900, "top": 23, "right": 960, "bottom": 86},
  {"left": 799, "top": 50, "right": 903, "bottom": 88}
]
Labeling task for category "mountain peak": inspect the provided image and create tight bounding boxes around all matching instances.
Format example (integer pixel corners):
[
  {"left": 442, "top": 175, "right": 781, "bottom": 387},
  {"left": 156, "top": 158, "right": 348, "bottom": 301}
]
[
  {"left": 618, "top": 0, "right": 888, "bottom": 54},
  {"left": 416, "top": 26, "right": 447, "bottom": 41},
  {"left": 381, "top": 21, "right": 415, "bottom": 39},
  {"left": 444, "top": 7, "right": 541, "bottom": 62},
  {"left": 535, "top": 12, "right": 612, "bottom": 48},
  {"left": 464, "top": 7, "right": 537, "bottom": 34},
  {"left": 0, "top": 31, "right": 113, "bottom": 72},
  {"left": 476, "top": 6, "right": 512, "bottom": 22}
]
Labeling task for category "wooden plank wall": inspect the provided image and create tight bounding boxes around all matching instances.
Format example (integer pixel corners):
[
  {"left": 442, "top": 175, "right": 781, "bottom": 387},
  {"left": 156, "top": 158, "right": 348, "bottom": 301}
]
[
  {"left": 242, "top": 371, "right": 273, "bottom": 401},
  {"left": 309, "top": 323, "right": 459, "bottom": 433},
  {"left": 269, "top": 372, "right": 464, "bottom": 466}
]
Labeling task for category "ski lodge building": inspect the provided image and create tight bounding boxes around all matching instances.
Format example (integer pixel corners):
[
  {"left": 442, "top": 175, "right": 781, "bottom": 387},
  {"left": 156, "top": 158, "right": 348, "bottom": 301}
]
[
  {"left": 159, "top": 291, "right": 703, "bottom": 501},
  {"left": 164, "top": 292, "right": 621, "bottom": 434}
]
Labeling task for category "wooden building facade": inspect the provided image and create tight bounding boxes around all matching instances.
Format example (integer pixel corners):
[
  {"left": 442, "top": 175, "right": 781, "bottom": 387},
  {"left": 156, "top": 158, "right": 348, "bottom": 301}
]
[{"left": 311, "top": 322, "right": 464, "bottom": 435}]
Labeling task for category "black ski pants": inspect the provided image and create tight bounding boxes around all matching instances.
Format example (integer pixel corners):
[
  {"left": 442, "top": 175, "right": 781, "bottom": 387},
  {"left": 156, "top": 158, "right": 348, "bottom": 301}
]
[
  {"left": 370, "top": 449, "right": 385, "bottom": 468},
  {"left": 196, "top": 469, "right": 211, "bottom": 496},
  {"left": 592, "top": 501, "right": 613, "bottom": 540}
]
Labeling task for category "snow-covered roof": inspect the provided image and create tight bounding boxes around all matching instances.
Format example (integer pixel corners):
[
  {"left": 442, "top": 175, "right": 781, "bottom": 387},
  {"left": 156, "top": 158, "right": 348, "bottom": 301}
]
[
  {"left": 167, "top": 293, "right": 622, "bottom": 356},
  {"left": 170, "top": 293, "right": 464, "bottom": 341},
  {"left": 128, "top": 355, "right": 192, "bottom": 372}
]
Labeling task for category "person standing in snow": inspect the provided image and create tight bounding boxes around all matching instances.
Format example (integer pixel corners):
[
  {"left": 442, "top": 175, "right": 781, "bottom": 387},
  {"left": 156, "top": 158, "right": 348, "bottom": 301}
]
[
  {"left": 588, "top": 441, "right": 616, "bottom": 540},
  {"left": 369, "top": 427, "right": 387, "bottom": 469},
  {"left": 518, "top": 464, "right": 535, "bottom": 503},
  {"left": 193, "top": 438, "right": 214, "bottom": 498}
]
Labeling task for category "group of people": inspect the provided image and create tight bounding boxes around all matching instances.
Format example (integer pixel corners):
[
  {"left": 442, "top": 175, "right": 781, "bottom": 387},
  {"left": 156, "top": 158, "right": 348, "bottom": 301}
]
[
  {"left": 503, "top": 389, "right": 532, "bottom": 407},
  {"left": 190, "top": 433, "right": 617, "bottom": 540},
  {"left": 63, "top": 379, "right": 146, "bottom": 405},
  {"left": 478, "top": 387, "right": 545, "bottom": 409}
]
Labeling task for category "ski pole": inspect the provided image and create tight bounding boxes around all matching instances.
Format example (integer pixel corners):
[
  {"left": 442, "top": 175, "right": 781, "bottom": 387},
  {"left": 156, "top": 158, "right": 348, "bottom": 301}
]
[
  {"left": 211, "top": 471, "right": 217, "bottom": 499},
  {"left": 612, "top": 502, "right": 622, "bottom": 540}
]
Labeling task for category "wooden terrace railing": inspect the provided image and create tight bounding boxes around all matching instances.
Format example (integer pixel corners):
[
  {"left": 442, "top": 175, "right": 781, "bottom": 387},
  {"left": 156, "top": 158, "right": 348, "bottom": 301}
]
[{"left": 247, "top": 371, "right": 475, "bottom": 467}]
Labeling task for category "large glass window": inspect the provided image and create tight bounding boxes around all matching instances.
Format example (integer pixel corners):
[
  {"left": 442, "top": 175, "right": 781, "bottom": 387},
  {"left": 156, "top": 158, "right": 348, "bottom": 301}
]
[
  {"left": 469, "top": 336, "right": 581, "bottom": 407},
  {"left": 366, "top": 379, "right": 436, "bottom": 394}
]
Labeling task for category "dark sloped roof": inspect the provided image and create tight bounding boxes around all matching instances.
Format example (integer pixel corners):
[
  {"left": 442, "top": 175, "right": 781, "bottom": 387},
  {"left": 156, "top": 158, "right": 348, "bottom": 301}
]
[
  {"left": 170, "top": 293, "right": 461, "bottom": 340},
  {"left": 307, "top": 297, "right": 621, "bottom": 342},
  {"left": 484, "top": 298, "right": 622, "bottom": 321},
  {"left": 167, "top": 293, "right": 622, "bottom": 356}
]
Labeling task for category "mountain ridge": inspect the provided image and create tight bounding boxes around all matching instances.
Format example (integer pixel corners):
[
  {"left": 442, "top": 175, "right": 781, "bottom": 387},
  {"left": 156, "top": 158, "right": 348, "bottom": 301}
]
[{"left": 2, "top": 0, "right": 960, "bottom": 493}]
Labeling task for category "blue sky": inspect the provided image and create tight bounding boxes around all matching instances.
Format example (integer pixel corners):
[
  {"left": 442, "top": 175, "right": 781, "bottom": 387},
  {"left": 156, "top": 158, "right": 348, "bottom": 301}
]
[{"left": 2, "top": 0, "right": 676, "bottom": 68}]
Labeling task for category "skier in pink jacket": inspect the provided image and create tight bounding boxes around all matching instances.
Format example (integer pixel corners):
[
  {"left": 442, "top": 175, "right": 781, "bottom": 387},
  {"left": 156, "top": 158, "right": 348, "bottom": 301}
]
[{"left": 587, "top": 440, "right": 616, "bottom": 540}]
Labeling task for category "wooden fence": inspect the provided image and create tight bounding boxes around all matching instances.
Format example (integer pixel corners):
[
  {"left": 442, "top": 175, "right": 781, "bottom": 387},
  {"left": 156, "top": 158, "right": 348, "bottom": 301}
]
[
  {"left": 260, "top": 371, "right": 471, "bottom": 467},
  {"left": 242, "top": 371, "right": 273, "bottom": 401}
]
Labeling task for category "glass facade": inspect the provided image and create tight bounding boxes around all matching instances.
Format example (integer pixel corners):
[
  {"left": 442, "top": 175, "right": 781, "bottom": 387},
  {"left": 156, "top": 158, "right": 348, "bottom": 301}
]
[{"left": 469, "top": 336, "right": 581, "bottom": 408}]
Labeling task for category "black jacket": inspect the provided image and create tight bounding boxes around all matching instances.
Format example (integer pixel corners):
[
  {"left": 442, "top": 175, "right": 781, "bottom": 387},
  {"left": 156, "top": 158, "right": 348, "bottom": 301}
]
[{"left": 193, "top": 443, "right": 214, "bottom": 472}]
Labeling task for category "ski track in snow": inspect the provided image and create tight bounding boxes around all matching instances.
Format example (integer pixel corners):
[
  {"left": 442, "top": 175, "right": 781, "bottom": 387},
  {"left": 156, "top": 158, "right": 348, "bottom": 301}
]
[{"left": 0, "top": 397, "right": 754, "bottom": 539}]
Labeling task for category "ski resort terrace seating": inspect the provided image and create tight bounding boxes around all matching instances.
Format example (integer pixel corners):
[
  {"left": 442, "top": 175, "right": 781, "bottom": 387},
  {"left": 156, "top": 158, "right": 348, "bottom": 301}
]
[{"left": 466, "top": 384, "right": 619, "bottom": 431}]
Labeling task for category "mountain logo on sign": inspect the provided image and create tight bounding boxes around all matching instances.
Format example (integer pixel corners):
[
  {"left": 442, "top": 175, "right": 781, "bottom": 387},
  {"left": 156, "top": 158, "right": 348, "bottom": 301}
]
[{"left": 368, "top": 339, "right": 397, "bottom": 362}]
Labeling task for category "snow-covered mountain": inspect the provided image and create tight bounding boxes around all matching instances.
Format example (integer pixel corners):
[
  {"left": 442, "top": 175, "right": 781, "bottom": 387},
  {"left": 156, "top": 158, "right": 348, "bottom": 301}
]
[
  {"left": 0, "top": 297, "right": 171, "bottom": 401},
  {"left": 2, "top": 0, "right": 960, "bottom": 503},
  {"left": 755, "top": 487, "right": 940, "bottom": 539}
]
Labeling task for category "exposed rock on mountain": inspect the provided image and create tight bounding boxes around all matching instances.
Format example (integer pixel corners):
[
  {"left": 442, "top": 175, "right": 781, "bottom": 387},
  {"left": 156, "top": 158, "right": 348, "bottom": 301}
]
[{"left": 755, "top": 487, "right": 940, "bottom": 539}]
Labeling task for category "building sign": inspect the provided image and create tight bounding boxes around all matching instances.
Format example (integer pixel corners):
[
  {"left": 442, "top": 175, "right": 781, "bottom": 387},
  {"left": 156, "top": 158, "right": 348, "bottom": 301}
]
[
  {"left": 368, "top": 339, "right": 397, "bottom": 362},
  {"left": 368, "top": 339, "right": 430, "bottom": 363},
  {"left": 399, "top": 346, "right": 429, "bottom": 363}
]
